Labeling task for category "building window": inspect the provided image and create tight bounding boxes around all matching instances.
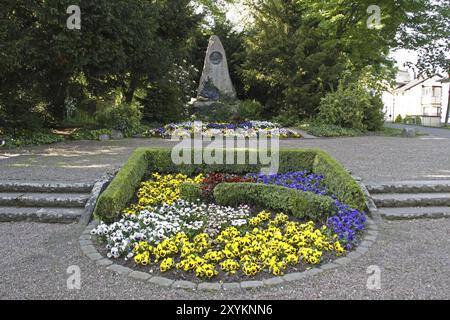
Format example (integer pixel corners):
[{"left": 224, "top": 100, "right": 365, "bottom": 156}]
[{"left": 432, "top": 86, "right": 442, "bottom": 97}]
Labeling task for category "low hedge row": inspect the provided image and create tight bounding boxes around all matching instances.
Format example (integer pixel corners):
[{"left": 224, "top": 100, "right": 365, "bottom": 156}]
[
  {"left": 213, "top": 183, "right": 336, "bottom": 220},
  {"left": 93, "top": 147, "right": 366, "bottom": 222},
  {"left": 312, "top": 150, "right": 366, "bottom": 212}
]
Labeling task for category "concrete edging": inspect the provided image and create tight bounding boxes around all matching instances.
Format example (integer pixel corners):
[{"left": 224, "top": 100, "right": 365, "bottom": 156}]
[{"left": 79, "top": 217, "right": 379, "bottom": 291}]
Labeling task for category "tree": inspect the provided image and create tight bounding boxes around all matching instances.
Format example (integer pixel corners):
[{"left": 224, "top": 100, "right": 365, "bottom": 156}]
[{"left": 0, "top": 0, "right": 203, "bottom": 126}]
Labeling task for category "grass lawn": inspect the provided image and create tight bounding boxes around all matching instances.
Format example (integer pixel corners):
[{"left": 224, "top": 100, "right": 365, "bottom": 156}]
[{"left": 296, "top": 122, "right": 413, "bottom": 138}]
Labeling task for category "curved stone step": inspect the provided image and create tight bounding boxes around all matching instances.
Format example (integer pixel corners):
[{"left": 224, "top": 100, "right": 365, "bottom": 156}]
[
  {"left": 0, "top": 193, "right": 89, "bottom": 208},
  {"left": 379, "top": 207, "right": 450, "bottom": 220},
  {"left": 0, "top": 207, "right": 83, "bottom": 223},
  {"left": 366, "top": 180, "right": 450, "bottom": 194},
  {"left": 372, "top": 193, "right": 450, "bottom": 208},
  {"left": 0, "top": 181, "right": 93, "bottom": 193}
]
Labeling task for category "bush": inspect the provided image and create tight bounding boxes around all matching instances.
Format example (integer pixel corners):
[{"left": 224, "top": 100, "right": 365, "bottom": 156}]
[
  {"left": 2, "top": 130, "right": 64, "bottom": 148},
  {"left": 69, "top": 128, "right": 112, "bottom": 141},
  {"left": 96, "top": 101, "right": 142, "bottom": 136},
  {"left": 238, "top": 100, "right": 263, "bottom": 120},
  {"left": 304, "top": 123, "right": 362, "bottom": 137},
  {"left": 312, "top": 150, "right": 366, "bottom": 212},
  {"left": 94, "top": 148, "right": 365, "bottom": 221},
  {"left": 94, "top": 149, "right": 149, "bottom": 223},
  {"left": 364, "top": 95, "right": 385, "bottom": 131},
  {"left": 193, "top": 100, "right": 239, "bottom": 123},
  {"left": 318, "top": 82, "right": 384, "bottom": 131},
  {"left": 179, "top": 183, "right": 202, "bottom": 202},
  {"left": 213, "top": 183, "right": 336, "bottom": 221},
  {"left": 394, "top": 114, "right": 403, "bottom": 123},
  {"left": 415, "top": 116, "right": 422, "bottom": 125}
]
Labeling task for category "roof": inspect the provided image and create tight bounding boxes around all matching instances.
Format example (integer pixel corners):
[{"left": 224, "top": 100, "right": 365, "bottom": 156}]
[{"left": 395, "top": 73, "right": 443, "bottom": 94}]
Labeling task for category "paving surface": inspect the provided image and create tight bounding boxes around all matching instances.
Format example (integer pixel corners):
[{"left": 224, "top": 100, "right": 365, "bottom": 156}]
[
  {"left": 1, "top": 135, "right": 450, "bottom": 183},
  {"left": 0, "top": 136, "right": 450, "bottom": 299},
  {"left": 0, "top": 219, "right": 448, "bottom": 299},
  {"left": 385, "top": 123, "right": 450, "bottom": 139}
]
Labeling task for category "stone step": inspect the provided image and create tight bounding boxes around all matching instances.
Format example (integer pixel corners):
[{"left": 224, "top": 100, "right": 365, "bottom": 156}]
[
  {"left": 379, "top": 207, "right": 450, "bottom": 220},
  {"left": 372, "top": 193, "right": 450, "bottom": 208},
  {"left": 0, "top": 192, "right": 89, "bottom": 208},
  {"left": 0, "top": 207, "right": 84, "bottom": 223},
  {"left": 366, "top": 180, "right": 450, "bottom": 194},
  {"left": 0, "top": 181, "right": 93, "bottom": 193}
]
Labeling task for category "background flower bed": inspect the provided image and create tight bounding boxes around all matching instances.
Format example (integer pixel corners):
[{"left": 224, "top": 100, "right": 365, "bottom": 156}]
[{"left": 144, "top": 121, "right": 301, "bottom": 139}]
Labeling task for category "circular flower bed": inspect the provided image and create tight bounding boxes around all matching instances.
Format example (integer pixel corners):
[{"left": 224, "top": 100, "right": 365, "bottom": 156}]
[
  {"left": 92, "top": 171, "right": 366, "bottom": 282},
  {"left": 144, "top": 121, "right": 301, "bottom": 139}
]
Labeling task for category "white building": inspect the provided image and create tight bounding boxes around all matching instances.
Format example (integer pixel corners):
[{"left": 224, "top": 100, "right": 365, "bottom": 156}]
[{"left": 383, "top": 71, "right": 450, "bottom": 127}]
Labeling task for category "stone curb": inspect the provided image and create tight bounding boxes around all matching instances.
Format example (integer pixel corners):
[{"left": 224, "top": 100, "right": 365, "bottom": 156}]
[
  {"left": 79, "top": 216, "right": 379, "bottom": 291},
  {"left": 79, "top": 174, "right": 114, "bottom": 225}
]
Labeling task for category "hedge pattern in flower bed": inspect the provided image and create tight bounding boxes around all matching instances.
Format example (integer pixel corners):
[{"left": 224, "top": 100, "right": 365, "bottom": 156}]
[
  {"left": 93, "top": 148, "right": 365, "bottom": 222},
  {"left": 92, "top": 147, "right": 367, "bottom": 281},
  {"left": 145, "top": 121, "right": 301, "bottom": 139}
]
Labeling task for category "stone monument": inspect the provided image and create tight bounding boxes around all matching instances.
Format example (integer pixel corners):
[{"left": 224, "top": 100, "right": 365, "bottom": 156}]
[{"left": 196, "top": 35, "right": 236, "bottom": 102}]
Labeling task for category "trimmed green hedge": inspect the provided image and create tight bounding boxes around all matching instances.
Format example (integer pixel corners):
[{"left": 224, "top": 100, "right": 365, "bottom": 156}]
[
  {"left": 179, "top": 182, "right": 202, "bottom": 203},
  {"left": 214, "top": 183, "right": 336, "bottom": 220},
  {"left": 94, "top": 147, "right": 366, "bottom": 222},
  {"left": 93, "top": 148, "right": 149, "bottom": 222},
  {"left": 312, "top": 150, "right": 366, "bottom": 212}
]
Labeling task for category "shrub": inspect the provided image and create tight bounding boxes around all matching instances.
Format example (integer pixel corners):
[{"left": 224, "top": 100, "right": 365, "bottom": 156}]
[
  {"left": 415, "top": 116, "right": 422, "bottom": 125},
  {"left": 94, "top": 149, "right": 149, "bottom": 223},
  {"left": 2, "top": 130, "right": 64, "bottom": 148},
  {"left": 179, "top": 183, "right": 202, "bottom": 202},
  {"left": 238, "top": 100, "right": 263, "bottom": 120},
  {"left": 193, "top": 100, "right": 239, "bottom": 123},
  {"left": 200, "top": 173, "right": 254, "bottom": 201},
  {"left": 96, "top": 101, "right": 142, "bottom": 136},
  {"left": 69, "top": 128, "right": 112, "bottom": 141},
  {"left": 213, "top": 183, "right": 337, "bottom": 221},
  {"left": 312, "top": 150, "right": 366, "bottom": 212},
  {"left": 364, "top": 95, "right": 385, "bottom": 131},
  {"left": 94, "top": 148, "right": 365, "bottom": 221},
  {"left": 394, "top": 114, "right": 403, "bottom": 123},
  {"left": 318, "top": 82, "right": 384, "bottom": 131},
  {"left": 305, "top": 123, "right": 362, "bottom": 137}
]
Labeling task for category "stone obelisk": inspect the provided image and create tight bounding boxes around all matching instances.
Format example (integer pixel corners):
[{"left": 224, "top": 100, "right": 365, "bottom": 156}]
[{"left": 197, "top": 35, "right": 236, "bottom": 101}]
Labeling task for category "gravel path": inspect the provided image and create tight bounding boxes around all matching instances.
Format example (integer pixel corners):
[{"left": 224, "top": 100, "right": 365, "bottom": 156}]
[
  {"left": 1, "top": 135, "right": 449, "bottom": 183},
  {"left": 1, "top": 136, "right": 449, "bottom": 299},
  {"left": 0, "top": 219, "right": 448, "bottom": 300}
]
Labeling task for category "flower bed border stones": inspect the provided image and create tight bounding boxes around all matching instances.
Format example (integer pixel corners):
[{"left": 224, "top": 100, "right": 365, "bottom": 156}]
[{"left": 79, "top": 215, "right": 379, "bottom": 291}]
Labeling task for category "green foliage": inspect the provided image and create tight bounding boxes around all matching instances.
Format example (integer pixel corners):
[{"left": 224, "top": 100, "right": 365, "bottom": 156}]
[
  {"left": 394, "top": 114, "right": 403, "bottom": 124},
  {"left": 94, "top": 148, "right": 364, "bottom": 221},
  {"left": 213, "top": 183, "right": 336, "bottom": 221},
  {"left": 312, "top": 150, "right": 366, "bottom": 212},
  {"left": 401, "top": 115, "right": 423, "bottom": 126},
  {"left": 237, "top": 100, "right": 263, "bottom": 120},
  {"left": 94, "top": 149, "right": 150, "bottom": 223},
  {"left": 415, "top": 116, "right": 422, "bottom": 126},
  {"left": 95, "top": 102, "right": 142, "bottom": 136},
  {"left": 0, "top": 0, "right": 201, "bottom": 128},
  {"left": 193, "top": 100, "right": 240, "bottom": 123},
  {"left": 2, "top": 130, "right": 64, "bottom": 148},
  {"left": 271, "top": 113, "right": 300, "bottom": 127},
  {"left": 179, "top": 183, "right": 202, "bottom": 203},
  {"left": 69, "top": 128, "right": 112, "bottom": 141},
  {"left": 364, "top": 95, "right": 385, "bottom": 131},
  {"left": 303, "top": 123, "right": 362, "bottom": 138},
  {"left": 318, "top": 82, "right": 384, "bottom": 131}
]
